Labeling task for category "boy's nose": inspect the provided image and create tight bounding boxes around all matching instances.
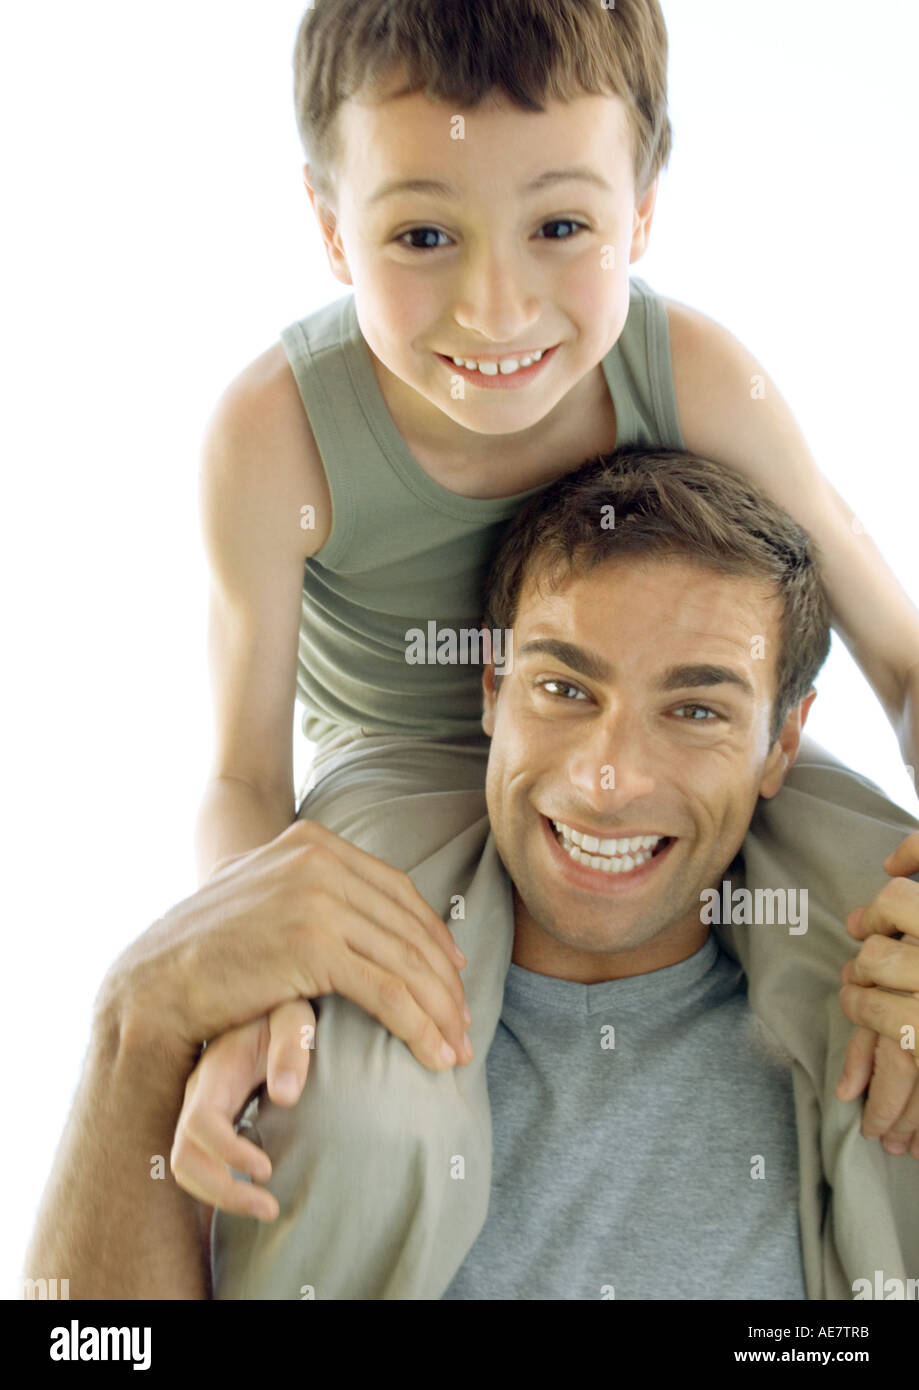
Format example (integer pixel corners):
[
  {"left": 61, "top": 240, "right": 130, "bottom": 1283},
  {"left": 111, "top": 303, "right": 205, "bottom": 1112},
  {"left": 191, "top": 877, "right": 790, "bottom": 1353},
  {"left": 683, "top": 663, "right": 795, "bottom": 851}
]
[{"left": 452, "top": 250, "right": 541, "bottom": 345}]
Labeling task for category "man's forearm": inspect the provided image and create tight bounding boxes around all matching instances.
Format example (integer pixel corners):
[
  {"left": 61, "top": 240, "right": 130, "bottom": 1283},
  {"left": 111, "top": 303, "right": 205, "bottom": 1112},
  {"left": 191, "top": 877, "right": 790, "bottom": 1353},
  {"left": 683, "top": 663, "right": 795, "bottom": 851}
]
[
  {"left": 23, "top": 1007, "right": 209, "bottom": 1300},
  {"left": 194, "top": 773, "right": 296, "bottom": 884}
]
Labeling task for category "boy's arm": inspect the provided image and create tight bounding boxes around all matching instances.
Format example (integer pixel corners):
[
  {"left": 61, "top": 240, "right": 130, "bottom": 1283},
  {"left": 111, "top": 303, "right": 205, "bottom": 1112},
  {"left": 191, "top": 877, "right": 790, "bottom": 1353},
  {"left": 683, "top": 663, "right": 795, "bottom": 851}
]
[
  {"left": 665, "top": 298, "right": 919, "bottom": 775},
  {"left": 194, "top": 349, "right": 332, "bottom": 883}
]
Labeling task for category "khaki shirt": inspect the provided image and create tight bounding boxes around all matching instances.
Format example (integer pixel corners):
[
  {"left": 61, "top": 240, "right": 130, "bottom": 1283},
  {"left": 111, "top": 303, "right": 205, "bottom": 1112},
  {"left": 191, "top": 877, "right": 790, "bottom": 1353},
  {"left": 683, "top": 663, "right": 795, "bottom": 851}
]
[{"left": 212, "top": 735, "right": 919, "bottom": 1300}]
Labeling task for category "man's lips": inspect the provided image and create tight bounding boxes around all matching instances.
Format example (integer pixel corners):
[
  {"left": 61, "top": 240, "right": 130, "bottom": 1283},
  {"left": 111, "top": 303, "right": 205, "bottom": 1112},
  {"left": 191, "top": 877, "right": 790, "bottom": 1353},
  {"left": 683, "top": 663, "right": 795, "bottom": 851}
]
[{"left": 541, "top": 814, "right": 676, "bottom": 894}]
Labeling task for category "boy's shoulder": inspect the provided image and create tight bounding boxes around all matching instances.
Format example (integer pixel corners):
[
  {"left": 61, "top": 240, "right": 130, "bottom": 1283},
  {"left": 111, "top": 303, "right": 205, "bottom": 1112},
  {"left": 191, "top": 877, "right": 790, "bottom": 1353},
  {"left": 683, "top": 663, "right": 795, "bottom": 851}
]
[{"left": 206, "top": 339, "right": 331, "bottom": 559}]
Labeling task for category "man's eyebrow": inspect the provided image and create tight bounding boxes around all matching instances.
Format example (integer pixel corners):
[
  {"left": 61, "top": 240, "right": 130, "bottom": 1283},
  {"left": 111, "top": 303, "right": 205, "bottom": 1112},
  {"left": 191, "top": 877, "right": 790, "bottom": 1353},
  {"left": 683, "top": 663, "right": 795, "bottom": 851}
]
[
  {"left": 516, "top": 638, "right": 613, "bottom": 682},
  {"left": 516, "top": 645, "right": 756, "bottom": 699},
  {"left": 656, "top": 664, "right": 756, "bottom": 699},
  {"left": 367, "top": 166, "right": 613, "bottom": 207}
]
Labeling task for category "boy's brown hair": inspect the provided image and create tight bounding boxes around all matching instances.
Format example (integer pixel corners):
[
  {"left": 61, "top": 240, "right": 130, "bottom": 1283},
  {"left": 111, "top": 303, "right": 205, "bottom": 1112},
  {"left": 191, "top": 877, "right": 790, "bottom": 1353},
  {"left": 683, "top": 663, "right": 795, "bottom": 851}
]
[
  {"left": 482, "top": 446, "right": 832, "bottom": 743},
  {"left": 293, "top": 0, "right": 672, "bottom": 206}
]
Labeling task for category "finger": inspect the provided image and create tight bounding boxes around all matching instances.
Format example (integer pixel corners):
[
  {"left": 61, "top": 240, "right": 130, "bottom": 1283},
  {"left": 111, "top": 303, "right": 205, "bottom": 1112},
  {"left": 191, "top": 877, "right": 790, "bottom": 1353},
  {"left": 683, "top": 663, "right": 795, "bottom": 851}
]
[
  {"left": 171, "top": 1134, "right": 279, "bottom": 1221},
  {"left": 835, "top": 1026, "right": 878, "bottom": 1101},
  {"left": 882, "top": 830, "right": 919, "bottom": 878},
  {"left": 880, "top": 1071, "right": 919, "bottom": 1150},
  {"left": 337, "top": 907, "right": 473, "bottom": 1061},
  {"left": 326, "top": 944, "right": 469, "bottom": 1071},
  {"left": 296, "top": 890, "right": 471, "bottom": 1060},
  {"left": 179, "top": 1091, "right": 274, "bottom": 1183},
  {"left": 839, "top": 982, "right": 919, "bottom": 1056},
  {"left": 850, "top": 877, "right": 919, "bottom": 943},
  {"left": 177, "top": 1018, "right": 273, "bottom": 1172},
  {"left": 330, "top": 867, "right": 470, "bottom": 1020},
  {"left": 847, "top": 932, "right": 919, "bottom": 992},
  {"left": 294, "top": 819, "right": 468, "bottom": 964},
  {"left": 861, "top": 1034, "right": 919, "bottom": 1141},
  {"left": 844, "top": 905, "right": 866, "bottom": 939},
  {"left": 266, "top": 998, "right": 316, "bottom": 1105}
]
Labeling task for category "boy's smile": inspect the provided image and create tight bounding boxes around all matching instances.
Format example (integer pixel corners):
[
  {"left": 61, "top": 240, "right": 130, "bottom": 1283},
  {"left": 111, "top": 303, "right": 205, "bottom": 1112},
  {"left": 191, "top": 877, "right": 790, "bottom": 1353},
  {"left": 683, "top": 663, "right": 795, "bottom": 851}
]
[{"left": 305, "top": 86, "right": 657, "bottom": 463}]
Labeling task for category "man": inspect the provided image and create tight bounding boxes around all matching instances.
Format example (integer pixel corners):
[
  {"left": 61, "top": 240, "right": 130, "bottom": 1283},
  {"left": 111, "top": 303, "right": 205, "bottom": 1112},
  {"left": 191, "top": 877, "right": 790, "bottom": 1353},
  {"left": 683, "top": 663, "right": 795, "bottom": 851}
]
[{"left": 25, "top": 448, "right": 919, "bottom": 1299}]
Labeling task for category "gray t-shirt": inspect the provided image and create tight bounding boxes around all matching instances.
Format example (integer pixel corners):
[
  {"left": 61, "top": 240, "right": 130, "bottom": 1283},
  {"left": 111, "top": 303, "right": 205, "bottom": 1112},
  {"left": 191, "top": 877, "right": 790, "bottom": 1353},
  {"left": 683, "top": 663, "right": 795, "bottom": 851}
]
[{"left": 442, "top": 935, "right": 806, "bottom": 1300}]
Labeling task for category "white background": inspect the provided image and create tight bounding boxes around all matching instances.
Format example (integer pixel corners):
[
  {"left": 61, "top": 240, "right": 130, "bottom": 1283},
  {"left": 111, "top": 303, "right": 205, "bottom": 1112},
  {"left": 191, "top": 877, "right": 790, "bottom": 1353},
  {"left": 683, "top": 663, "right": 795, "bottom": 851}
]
[{"left": 2, "top": 0, "right": 917, "bottom": 1297}]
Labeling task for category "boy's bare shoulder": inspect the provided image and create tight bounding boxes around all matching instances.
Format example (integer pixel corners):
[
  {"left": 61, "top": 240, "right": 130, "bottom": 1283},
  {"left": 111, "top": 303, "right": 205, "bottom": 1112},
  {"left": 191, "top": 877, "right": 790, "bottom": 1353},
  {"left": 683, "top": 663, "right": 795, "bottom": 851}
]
[
  {"left": 202, "top": 340, "right": 331, "bottom": 559},
  {"left": 662, "top": 297, "right": 767, "bottom": 453}
]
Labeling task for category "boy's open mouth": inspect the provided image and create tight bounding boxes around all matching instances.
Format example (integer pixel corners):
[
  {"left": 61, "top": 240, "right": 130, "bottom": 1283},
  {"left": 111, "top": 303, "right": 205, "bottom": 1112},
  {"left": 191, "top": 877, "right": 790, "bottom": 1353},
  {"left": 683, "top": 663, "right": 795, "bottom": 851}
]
[{"left": 436, "top": 343, "right": 558, "bottom": 385}]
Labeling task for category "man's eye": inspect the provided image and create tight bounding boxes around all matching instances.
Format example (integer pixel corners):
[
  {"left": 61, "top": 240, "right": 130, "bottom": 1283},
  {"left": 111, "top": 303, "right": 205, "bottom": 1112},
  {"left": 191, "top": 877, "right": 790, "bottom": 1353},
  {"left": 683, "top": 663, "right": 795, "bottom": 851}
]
[
  {"left": 536, "top": 219, "right": 588, "bottom": 240},
  {"left": 396, "top": 227, "right": 451, "bottom": 251},
  {"left": 673, "top": 704, "right": 719, "bottom": 721},
  {"left": 538, "top": 678, "right": 588, "bottom": 701}
]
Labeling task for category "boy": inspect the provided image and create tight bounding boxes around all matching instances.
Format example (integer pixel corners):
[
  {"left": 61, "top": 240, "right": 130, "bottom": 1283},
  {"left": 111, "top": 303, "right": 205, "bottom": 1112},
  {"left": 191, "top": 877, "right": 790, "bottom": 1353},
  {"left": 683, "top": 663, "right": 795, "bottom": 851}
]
[{"left": 183, "top": 0, "right": 919, "bottom": 1219}]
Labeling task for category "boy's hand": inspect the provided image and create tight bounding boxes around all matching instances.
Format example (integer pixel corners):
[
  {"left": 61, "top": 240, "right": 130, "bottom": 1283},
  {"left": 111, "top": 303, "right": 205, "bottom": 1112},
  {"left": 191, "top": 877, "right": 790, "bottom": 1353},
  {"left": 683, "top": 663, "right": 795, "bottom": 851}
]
[
  {"left": 836, "top": 832, "right": 919, "bottom": 1159},
  {"left": 171, "top": 998, "right": 316, "bottom": 1221}
]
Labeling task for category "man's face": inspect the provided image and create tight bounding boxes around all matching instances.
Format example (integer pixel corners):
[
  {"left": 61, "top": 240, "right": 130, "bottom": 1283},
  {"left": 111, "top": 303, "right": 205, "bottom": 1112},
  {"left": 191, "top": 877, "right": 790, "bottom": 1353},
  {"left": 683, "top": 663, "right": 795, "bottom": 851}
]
[
  {"left": 306, "top": 86, "right": 655, "bottom": 439},
  {"left": 482, "top": 555, "right": 811, "bottom": 982}
]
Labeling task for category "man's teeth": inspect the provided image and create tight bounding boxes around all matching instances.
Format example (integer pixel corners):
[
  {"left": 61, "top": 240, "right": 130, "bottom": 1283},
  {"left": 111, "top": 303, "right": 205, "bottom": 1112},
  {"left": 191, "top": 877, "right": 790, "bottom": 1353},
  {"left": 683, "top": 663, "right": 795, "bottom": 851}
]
[
  {"left": 451, "top": 349, "right": 545, "bottom": 376},
  {"left": 551, "top": 821, "right": 664, "bottom": 874}
]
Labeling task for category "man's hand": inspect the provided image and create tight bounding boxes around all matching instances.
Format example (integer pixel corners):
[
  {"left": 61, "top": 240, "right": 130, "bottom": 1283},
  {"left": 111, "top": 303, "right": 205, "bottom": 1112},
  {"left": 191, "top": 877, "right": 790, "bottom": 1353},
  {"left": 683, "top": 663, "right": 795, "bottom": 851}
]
[
  {"left": 836, "top": 832, "right": 919, "bottom": 1159},
  {"left": 102, "top": 817, "right": 471, "bottom": 1074}
]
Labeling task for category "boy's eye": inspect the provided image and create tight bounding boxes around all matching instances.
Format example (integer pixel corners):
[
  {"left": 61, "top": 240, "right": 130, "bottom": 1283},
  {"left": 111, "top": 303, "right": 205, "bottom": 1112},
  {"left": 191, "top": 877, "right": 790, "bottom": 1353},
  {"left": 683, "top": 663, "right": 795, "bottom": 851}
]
[
  {"left": 396, "top": 227, "right": 451, "bottom": 251},
  {"left": 536, "top": 219, "right": 588, "bottom": 240},
  {"left": 395, "top": 219, "right": 589, "bottom": 251},
  {"left": 672, "top": 703, "right": 720, "bottom": 722}
]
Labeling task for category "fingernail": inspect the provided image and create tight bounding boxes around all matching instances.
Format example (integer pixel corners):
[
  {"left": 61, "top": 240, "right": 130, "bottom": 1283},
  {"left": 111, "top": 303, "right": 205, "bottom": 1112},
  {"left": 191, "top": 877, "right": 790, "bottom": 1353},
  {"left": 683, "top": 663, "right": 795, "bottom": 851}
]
[
  {"left": 462, "top": 1002, "right": 472, "bottom": 1025},
  {"left": 462, "top": 1032, "right": 473, "bottom": 1059},
  {"left": 440, "top": 1041, "right": 457, "bottom": 1065},
  {"left": 274, "top": 1070, "right": 300, "bottom": 1100},
  {"left": 454, "top": 946, "right": 467, "bottom": 965}
]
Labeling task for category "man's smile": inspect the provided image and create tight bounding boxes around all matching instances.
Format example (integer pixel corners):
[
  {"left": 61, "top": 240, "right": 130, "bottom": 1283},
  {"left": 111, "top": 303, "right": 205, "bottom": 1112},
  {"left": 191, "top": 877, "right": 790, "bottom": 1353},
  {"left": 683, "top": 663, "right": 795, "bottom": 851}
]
[{"left": 540, "top": 812, "right": 677, "bottom": 893}]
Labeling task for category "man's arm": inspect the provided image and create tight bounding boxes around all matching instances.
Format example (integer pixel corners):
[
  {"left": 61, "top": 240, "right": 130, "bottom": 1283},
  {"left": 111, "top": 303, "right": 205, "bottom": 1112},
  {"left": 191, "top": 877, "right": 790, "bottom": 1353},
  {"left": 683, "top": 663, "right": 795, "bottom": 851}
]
[
  {"left": 23, "top": 1006, "right": 209, "bottom": 1300},
  {"left": 23, "top": 820, "right": 469, "bottom": 1299}
]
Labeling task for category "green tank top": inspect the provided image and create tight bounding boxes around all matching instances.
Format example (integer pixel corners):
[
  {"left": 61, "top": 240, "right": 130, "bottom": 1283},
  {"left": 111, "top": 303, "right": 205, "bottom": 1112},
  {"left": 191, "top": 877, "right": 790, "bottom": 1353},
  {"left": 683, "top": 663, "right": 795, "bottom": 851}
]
[{"left": 280, "top": 276, "right": 685, "bottom": 754}]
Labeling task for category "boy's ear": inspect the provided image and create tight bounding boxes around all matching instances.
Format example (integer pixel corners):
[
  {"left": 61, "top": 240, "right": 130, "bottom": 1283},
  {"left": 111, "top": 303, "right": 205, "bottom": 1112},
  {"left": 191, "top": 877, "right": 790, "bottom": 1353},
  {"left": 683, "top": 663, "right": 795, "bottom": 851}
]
[
  {"left": 758, "top": 688, "right": 818, "bottom": 800},
  {"left": 629, "top": 175, "right": 658, "bottom": 264},
  {"left": 481, "top": 661, "right": 498, "bottom": 737},
  {"left": 302, "top": 164, "right": 352, "bottom": 286}
]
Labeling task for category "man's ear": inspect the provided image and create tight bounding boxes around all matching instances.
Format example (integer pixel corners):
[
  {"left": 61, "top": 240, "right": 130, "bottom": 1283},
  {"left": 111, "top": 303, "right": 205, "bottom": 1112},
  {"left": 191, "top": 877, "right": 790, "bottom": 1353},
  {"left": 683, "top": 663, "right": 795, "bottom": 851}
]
[
  {"left": 629, "top": 175, "right": 658, "bottom": 263},
  {"left": 302, "top": 164, "right": 352, "bottom": 286},
  {"left": 758, "top": 689, "right": 817, "bottom": 800},
  {"left": 482, "top": 661, "right": 498, "bottom": 737}
]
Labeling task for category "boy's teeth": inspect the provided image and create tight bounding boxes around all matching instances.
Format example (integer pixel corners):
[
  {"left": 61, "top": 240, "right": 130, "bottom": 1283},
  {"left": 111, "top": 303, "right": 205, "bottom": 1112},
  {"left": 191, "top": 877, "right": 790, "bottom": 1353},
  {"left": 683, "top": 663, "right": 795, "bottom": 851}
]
[
  {"left": 451, "top": 349, "right": 544, "bottom": 375},
  {"left": 550, "top": 821, "right": 664, "bottom": 874}
]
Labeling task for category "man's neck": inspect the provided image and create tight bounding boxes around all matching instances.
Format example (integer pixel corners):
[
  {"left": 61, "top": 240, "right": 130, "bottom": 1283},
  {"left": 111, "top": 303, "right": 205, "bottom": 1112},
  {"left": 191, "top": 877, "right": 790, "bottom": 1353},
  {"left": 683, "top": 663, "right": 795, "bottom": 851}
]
[{"left": 510, "top": 892, "right": 711, "bottom": 984}]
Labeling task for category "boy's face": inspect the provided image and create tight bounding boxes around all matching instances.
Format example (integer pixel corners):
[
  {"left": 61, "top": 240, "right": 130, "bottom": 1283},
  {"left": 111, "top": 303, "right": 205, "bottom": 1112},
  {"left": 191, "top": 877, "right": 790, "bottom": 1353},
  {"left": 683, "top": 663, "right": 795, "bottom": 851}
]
[{"left": 305, "top": 87, "right": 657, "bottom": 439}]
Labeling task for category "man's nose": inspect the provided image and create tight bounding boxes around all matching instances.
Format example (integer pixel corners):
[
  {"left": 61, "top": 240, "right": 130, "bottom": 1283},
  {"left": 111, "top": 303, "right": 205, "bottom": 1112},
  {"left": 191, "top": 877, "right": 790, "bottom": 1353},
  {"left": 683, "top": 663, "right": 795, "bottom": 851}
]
[
  {"left": 565, "top": 708, "right": 657, "bottom": 810},
  {"left": 452, "top": 244, "right": 541, "bottom": 345}
]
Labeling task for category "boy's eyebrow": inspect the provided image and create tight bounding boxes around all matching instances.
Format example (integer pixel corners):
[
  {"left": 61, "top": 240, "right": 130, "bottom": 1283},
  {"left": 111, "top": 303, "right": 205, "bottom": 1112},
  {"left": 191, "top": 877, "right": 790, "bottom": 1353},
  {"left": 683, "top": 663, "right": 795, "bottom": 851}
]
[
  {"left": 367, "top": 166, "right": 613, "bottom": 207},
  {"left": 516, "top": 641, "right": 756, "bottom": 698}
]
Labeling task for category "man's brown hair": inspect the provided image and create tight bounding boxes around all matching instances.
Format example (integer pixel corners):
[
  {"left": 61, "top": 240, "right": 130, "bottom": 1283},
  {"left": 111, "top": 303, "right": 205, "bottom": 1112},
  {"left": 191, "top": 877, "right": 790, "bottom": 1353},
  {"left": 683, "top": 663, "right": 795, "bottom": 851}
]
[
  {"left": 483, "top": 446, "right": 832, "bottom": 742},
  {"left": 292, "top": 0, "right": 672, "bottom": 206}
]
